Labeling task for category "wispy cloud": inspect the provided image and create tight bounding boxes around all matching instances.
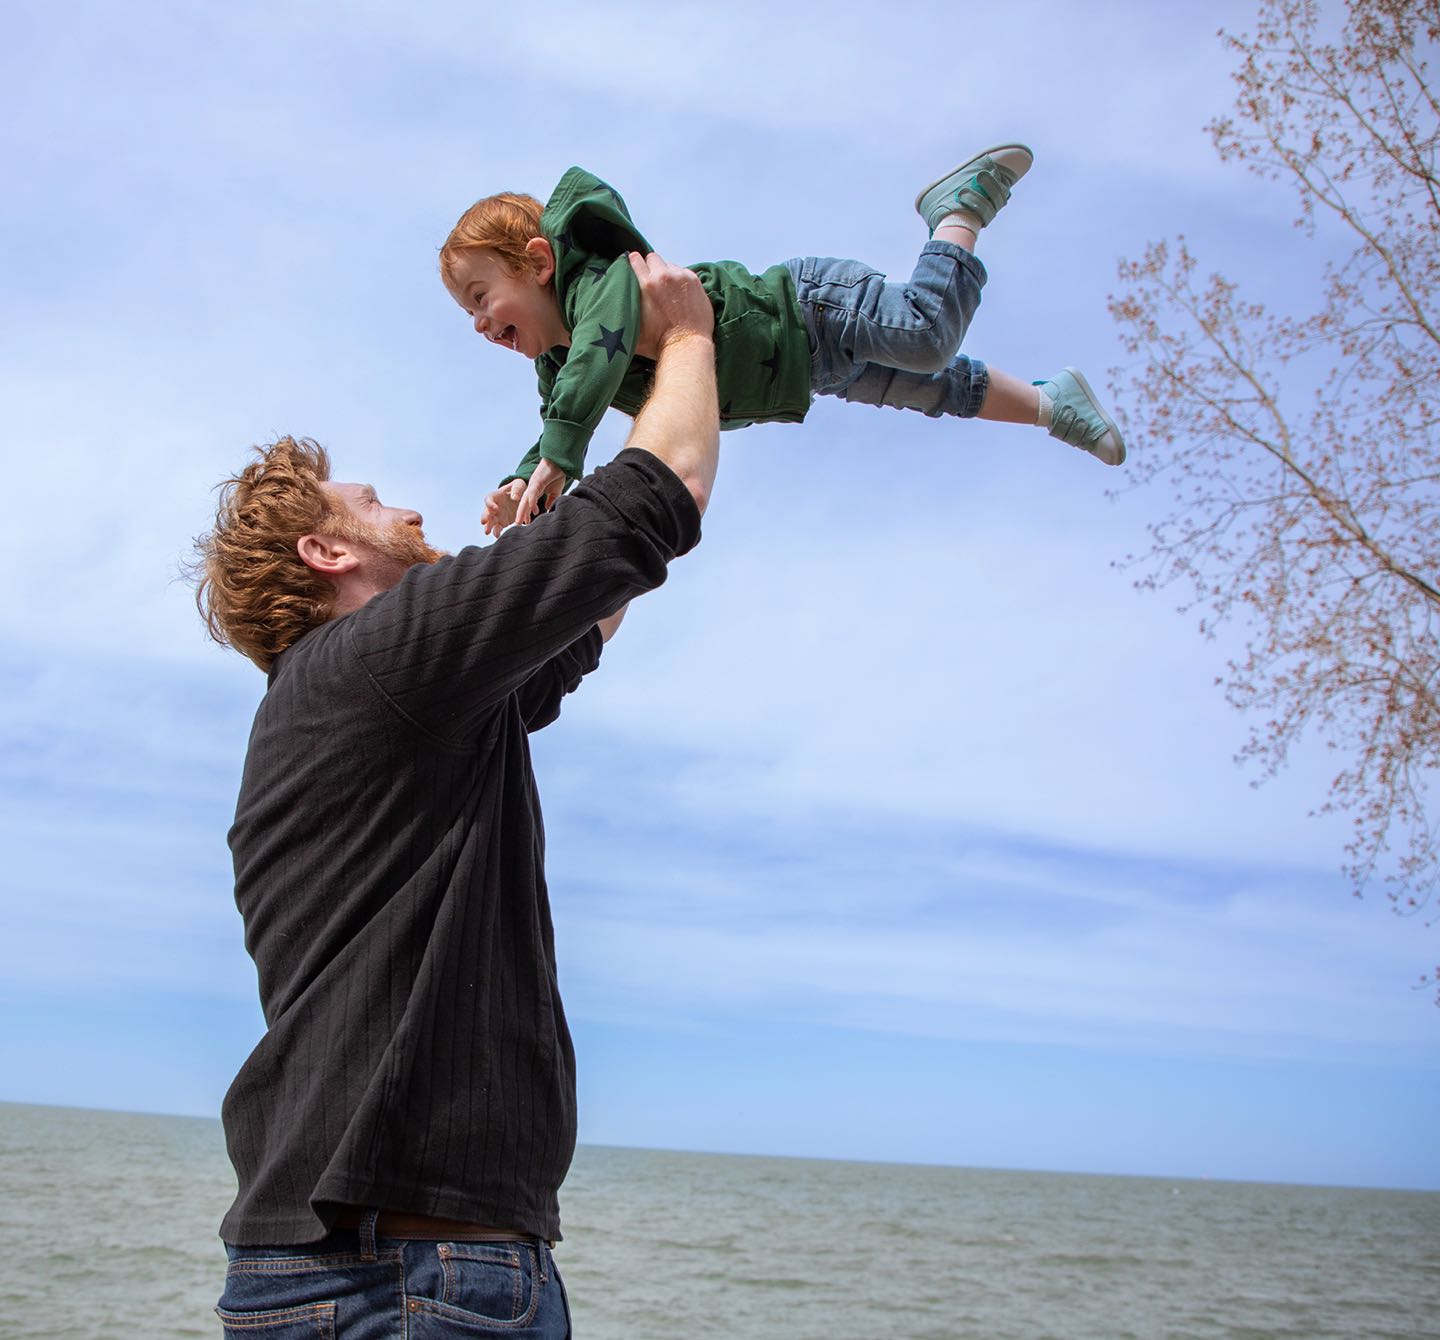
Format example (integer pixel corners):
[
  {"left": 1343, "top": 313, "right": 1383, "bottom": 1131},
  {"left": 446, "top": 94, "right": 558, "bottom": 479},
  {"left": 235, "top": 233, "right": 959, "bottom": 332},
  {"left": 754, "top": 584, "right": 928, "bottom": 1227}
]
[{"left": 533, "top": 738, "right": 1432, "bottom": 1062}]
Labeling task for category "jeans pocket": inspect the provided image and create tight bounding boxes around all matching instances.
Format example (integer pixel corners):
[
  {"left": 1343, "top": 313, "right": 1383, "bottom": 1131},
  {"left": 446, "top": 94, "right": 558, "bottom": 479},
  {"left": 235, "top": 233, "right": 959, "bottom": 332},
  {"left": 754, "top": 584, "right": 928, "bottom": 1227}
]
[
  {"left": 415, "top": 1240, "right": 541, "bottom": 1327},
  {"left": 215, "top": 1300, "right": 337, "bottom": 1338},
  {"left": 219, "top": 1245, "right": 377, "bottom": 1336},
  {"left": 799, "top": 255, "right": 880, "bottom": 292}
]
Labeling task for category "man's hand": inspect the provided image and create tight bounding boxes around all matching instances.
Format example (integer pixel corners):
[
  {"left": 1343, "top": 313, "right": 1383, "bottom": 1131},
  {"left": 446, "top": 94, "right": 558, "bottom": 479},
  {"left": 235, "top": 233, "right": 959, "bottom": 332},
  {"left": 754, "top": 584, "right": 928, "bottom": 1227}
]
[
  {"left": 490, "top": 253, "right": 716, "bottom": 537},
  {"left": 630, "top": 251, "right": 715, "bottom": 360},
  {"left": 482, "top": 480, "right": 524, "bottom": 538},
  {"left": 514, "top": 458, "right": 568, "bottom": 529},
  {"left": 621, "top": 252, "right": 719, "bottom": 517}
]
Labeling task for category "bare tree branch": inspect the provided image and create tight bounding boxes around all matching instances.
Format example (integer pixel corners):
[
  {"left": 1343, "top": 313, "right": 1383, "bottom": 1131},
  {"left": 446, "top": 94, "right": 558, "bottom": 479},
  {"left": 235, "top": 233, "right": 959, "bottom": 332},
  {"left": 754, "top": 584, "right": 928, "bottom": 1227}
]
[{"left": 1110, "top": 0, "right": 1440, "bottom": 999}]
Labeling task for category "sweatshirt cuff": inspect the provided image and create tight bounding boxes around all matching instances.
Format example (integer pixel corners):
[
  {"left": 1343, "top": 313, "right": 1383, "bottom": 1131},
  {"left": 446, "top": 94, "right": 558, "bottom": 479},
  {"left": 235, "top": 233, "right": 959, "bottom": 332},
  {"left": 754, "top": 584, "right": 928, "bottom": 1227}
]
[{"left": 537, "top": 420, "right": 592, "bottom": 481}]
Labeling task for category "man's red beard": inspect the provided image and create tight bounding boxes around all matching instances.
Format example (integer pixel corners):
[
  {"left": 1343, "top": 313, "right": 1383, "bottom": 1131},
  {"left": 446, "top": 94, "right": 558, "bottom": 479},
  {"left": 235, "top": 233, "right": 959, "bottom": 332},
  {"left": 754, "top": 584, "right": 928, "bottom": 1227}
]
[
  {"left": 324, "top": 511, "right": 446, "bottom": 573},
  {"left": 361, "top": 519, "right": 446, "bottom": 570}
]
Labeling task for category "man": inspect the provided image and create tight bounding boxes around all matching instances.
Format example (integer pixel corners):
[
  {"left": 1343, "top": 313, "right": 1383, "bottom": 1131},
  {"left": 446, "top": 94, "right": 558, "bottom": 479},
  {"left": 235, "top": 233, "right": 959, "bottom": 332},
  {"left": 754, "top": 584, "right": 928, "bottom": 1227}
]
[{"left": 194, "top": 255, "right": 718, "bottom": 1337}]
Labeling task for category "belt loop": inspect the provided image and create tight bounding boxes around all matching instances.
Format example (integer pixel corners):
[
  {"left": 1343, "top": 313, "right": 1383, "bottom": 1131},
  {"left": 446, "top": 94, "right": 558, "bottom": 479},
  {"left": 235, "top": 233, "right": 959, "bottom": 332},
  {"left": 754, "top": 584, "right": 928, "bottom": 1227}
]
[
  {"left": 535, "top": 1237, "right": 548, "bottom": 1285},
  {"left": 359, "top": 1208, "right": 379, "bottom": 1261}
]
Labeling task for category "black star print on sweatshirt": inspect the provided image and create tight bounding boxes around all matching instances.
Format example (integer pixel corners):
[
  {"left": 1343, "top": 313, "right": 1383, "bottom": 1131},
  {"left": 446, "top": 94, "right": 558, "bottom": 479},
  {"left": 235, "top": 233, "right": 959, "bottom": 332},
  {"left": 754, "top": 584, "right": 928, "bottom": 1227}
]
[
  {"left": 760, "top": 342, "right": 782, "bottom": 383},
  {"left": 591, "top": 324, "right": 629, "bottom": 362}
]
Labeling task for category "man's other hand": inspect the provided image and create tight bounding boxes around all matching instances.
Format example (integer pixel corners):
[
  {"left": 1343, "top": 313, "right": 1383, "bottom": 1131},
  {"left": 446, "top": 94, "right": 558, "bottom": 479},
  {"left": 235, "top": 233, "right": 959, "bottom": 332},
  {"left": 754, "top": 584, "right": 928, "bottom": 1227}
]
[{"left": 482, "top": 480, "right": 525, "bottom": 537}]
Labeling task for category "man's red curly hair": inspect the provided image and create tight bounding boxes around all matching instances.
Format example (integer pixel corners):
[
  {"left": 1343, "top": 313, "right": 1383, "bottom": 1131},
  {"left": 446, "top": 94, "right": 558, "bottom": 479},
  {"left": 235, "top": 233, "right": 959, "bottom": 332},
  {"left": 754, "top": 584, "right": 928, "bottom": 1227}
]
[{"left": 192, "top": 436, "right": 341, "bottom": 672}]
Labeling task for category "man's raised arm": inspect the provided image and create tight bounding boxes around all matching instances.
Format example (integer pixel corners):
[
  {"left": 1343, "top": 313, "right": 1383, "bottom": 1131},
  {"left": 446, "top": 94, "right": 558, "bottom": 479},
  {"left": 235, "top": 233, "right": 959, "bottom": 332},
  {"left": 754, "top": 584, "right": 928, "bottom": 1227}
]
[{"left": 623, "top": 251, "right": 720, "bottom": 517}]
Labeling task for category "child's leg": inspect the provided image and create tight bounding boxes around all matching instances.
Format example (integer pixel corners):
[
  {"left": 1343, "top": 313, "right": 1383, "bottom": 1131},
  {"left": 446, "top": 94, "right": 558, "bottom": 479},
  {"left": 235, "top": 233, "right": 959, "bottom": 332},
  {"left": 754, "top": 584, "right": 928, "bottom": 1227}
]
[
  {"left": 784, "top": 242, "right": 986, "bottom": 387},
  {"left": 782, "top": 146, "right": 1032, "bottom": 394},
  {"left": 831, "top": 358, "right": 1127, "bottom": 465},
  {"left": 833, "top": 352, "right": 991, "bottom": 419},
  {"left": 975, "top": 366, "right": 1040, "bottom": 423}
]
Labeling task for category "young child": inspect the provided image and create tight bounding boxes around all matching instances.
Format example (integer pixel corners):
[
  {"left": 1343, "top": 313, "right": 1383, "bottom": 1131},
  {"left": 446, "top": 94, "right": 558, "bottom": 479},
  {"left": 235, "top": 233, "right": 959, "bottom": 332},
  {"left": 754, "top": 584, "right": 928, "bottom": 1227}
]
[{"left": 439, "top": 146, "right": 1125, "bottom": 534}]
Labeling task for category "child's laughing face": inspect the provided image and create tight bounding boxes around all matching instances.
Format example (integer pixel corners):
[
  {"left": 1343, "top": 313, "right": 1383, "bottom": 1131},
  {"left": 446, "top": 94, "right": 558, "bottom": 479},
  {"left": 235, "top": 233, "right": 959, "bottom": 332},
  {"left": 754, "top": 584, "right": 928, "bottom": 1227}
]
[{"left": 447, "top": 239, "right": 570, "bottom": 360}]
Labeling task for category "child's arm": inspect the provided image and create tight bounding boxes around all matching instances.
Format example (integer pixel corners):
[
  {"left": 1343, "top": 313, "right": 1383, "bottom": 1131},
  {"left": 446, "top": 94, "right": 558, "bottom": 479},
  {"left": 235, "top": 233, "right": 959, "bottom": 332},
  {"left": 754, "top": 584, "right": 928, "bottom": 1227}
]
[
  {"left": 512, "top": 458, "right": 570, "bottom": 529},
  {"left": 483, "top": 459, "right": 566, "bottom": 536},
  {"left": 505, "top": 255, "right": 643, "bottom": 525}
]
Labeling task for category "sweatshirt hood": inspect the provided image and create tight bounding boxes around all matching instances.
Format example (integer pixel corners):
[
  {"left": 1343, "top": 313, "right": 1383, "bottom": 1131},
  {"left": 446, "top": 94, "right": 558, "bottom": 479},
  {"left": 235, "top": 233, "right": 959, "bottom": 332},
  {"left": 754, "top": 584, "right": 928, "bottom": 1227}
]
[{"left": 540, "top": 167, "right": 654, "bottom": 291}]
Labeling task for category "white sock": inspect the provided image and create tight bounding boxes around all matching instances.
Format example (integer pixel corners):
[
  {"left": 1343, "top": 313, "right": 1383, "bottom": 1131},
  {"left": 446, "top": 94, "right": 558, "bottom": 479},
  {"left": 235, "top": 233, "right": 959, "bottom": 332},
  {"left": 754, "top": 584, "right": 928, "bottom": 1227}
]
[
  {"left": 936, "top": 208, "right": 984, "bottom": 235},
  {"left": 1035, "top": 386, "right": 1054, "bottom": 428}
]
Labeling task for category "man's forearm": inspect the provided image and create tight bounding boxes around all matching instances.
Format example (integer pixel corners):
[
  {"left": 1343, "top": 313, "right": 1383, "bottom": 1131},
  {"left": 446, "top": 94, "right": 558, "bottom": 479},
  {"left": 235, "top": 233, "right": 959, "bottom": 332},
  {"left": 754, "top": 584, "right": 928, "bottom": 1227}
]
[
  {"left": 597, "top": 602, "right": 628, "bottom": 642},
  {"left": 624, "top": 334, "right": 719, "bottom": 516}
]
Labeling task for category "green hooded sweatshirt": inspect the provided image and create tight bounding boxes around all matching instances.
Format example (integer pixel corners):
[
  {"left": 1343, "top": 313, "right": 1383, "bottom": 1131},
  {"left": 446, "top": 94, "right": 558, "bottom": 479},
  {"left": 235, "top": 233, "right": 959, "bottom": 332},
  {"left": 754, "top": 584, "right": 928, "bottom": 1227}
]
[{"left": 504, "top": 166, "right": 813, "bottom": 486}]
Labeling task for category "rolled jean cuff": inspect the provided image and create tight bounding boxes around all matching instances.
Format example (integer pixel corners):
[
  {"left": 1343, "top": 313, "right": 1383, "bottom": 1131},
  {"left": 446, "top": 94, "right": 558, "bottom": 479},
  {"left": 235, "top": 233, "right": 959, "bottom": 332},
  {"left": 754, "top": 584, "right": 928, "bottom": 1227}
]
[
  {"left": 919, "top": 237, "right": 988, "bottom": 292},
  {"left": 959, "top": 358, "right": 989, "bottom": 417}
]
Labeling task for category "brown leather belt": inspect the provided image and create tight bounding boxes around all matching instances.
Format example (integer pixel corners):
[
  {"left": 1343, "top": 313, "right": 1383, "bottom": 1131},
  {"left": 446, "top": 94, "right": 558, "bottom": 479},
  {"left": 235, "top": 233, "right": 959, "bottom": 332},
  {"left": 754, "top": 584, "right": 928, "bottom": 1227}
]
[{"left": 333, "top": 1207, "right": 532, "bottom": 1241}]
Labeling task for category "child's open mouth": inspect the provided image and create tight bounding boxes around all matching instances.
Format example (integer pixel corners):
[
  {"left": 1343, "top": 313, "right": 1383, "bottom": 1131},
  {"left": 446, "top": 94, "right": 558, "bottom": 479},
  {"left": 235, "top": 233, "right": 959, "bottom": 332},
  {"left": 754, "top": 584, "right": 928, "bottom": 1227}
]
[{"left": 500, "top": 326, "right": 518, "bottom": 350}]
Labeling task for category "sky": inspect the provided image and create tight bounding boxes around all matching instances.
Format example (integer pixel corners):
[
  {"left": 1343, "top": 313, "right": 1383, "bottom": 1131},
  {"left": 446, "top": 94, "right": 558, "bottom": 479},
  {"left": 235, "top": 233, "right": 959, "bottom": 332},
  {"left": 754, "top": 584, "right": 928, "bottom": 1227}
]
[{"left": 1, "top": 0, "right": 1436, "bottom": 1193}]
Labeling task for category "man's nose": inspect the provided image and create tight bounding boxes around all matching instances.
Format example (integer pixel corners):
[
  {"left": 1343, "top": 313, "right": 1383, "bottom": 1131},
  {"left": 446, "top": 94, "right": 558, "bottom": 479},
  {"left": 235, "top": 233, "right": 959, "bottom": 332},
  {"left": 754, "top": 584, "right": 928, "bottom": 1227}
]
[{"left": 403, "top": 509, "right": 423, "bottom": 528}]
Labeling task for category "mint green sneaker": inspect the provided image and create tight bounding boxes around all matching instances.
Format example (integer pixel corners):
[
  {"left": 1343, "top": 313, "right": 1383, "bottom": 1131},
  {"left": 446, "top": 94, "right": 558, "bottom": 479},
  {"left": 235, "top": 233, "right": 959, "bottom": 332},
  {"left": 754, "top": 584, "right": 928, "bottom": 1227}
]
[
  {"left": 914, "top": 144, "right": 1034, "bottom": 234},
  {"left": 1037, "top": 367, "right": 1127, "bottom": 466}
]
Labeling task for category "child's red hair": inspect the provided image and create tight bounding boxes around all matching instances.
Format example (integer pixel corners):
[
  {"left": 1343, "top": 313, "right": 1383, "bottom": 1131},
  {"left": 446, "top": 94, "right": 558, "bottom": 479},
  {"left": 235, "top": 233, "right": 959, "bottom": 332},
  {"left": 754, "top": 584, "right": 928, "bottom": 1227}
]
[{"left": 440, "top": 192, "right": 545, "bottom": 284}]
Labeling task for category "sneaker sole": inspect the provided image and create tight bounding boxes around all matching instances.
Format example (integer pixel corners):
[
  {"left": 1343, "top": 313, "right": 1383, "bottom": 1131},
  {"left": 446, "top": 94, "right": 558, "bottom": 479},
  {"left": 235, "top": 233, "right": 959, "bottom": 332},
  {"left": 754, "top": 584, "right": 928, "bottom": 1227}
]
[
  {"left": 1063, "top": 365, "right": 1126, "bottom": 466},
  {"left": 913, "top": 142, "right": 1035, "bottom": 215}
]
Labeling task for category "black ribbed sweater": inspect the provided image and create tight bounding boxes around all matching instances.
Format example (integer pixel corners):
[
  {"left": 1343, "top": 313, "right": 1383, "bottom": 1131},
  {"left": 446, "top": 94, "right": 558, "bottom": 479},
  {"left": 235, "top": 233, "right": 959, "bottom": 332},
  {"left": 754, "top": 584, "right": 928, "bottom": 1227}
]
[{"left": 219, "top": 449, "right": 700, "bottom": 1245}]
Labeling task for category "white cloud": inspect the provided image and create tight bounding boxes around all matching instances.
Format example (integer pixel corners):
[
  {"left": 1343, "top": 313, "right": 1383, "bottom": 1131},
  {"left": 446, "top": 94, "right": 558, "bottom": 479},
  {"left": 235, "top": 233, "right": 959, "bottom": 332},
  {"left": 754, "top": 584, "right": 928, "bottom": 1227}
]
[{"left": 546, "top": 807, "right": 1434, "bottom": 1060}]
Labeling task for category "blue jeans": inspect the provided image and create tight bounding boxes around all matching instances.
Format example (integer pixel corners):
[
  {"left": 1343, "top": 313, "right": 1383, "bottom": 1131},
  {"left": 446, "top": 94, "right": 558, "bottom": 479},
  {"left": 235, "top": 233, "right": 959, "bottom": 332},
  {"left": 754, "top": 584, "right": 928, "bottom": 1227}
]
[
  {"left": 217, "top": 1218, "right": 570, "bottom": 1338},
  {"left": 785, "top": 240, "right": 990, "bottom": 418}
]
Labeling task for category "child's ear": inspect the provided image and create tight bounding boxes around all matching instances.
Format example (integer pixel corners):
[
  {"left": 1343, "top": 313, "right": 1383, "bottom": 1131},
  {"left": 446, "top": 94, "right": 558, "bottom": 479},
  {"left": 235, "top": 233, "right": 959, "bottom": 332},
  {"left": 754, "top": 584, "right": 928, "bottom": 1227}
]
[{"left": 524, "top": 237, "right": 556, "bottom": 284}]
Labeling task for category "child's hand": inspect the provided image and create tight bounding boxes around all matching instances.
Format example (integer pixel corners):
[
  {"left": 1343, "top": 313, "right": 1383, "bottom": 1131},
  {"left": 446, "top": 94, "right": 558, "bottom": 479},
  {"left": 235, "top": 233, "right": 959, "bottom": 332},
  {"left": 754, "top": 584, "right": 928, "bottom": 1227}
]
[
  {"left": 515, "top": 458, "right": 567, "bottom": 527},
  {"left": 482, "top": 480, "right": 525, "bottom": 537}
]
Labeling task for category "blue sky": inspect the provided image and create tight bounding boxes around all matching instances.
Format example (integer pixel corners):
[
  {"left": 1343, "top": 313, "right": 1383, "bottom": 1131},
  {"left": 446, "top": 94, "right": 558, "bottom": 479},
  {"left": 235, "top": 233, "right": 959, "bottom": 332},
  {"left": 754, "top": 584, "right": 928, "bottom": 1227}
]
[{"left": 1, "top": 0, "right": 1435, "bottom": 1192}]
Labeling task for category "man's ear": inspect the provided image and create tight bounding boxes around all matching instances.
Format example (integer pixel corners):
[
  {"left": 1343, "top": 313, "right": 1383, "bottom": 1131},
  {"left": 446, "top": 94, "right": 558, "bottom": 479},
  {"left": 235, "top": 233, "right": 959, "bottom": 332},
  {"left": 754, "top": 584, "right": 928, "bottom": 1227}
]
[
  {"left": 525, "top": 236, "right": 556, "bottom": 285},
  {"left": 297, "top": 532, "right": 361, "bottom": 576}
]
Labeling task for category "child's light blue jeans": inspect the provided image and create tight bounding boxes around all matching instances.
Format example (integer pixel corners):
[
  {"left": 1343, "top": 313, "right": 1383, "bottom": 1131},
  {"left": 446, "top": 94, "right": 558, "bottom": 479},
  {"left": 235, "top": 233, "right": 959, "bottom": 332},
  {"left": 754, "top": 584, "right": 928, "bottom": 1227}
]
[{"left": 784, "top": 239, "right": 989, "bottom": 418}]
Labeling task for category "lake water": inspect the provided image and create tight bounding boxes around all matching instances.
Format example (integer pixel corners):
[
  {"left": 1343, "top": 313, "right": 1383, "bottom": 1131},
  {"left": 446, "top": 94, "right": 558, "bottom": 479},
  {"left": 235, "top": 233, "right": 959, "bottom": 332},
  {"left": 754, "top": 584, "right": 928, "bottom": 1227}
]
[{"left": 1, "top": 1101, "right": 1436, "bottom": 1339}]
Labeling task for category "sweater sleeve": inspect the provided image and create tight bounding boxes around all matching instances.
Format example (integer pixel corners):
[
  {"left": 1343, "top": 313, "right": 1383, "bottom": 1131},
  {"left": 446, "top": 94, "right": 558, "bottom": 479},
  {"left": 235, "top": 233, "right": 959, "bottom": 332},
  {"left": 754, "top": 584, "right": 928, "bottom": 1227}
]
[
  {"left": 529, "top": 258, "right": 641, "bottom": 483},
  {"left": 514, "top": 625, "right": 603, "bottom": 732},
  {"left": 502, "top": 357, "right": 560, "bottom": 487},
  {"left": 344, "top": 449, "right": 700, "bottom": 743}
]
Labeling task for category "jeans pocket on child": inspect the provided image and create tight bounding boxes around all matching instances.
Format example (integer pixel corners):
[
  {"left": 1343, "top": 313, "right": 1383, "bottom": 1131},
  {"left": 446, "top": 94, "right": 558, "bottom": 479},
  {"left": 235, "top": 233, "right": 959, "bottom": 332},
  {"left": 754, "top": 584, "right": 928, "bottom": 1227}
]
[
  {"left": 812, "top": 256, "right": 883, "bottom": 292},
  {"left": 798, "top": 255, "right": 881, "bottom": 294},
  {"left": 808, "top": 300, "right": 866, "bottom": 391}
]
